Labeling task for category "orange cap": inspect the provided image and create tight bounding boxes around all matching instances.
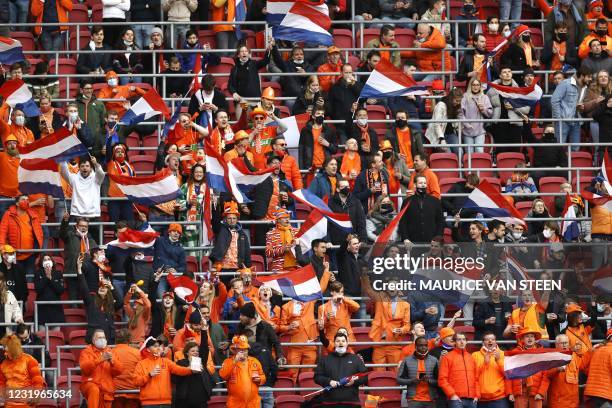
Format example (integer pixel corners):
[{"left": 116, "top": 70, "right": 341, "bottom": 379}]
[
  {"left": 231, "top": 335, "right": 250, "bottom": 349},
  {"left": 517, "top": 327, "right": 542, "bottom": 340},
  {"left": 4, "top": 134, "right": 17, "bottom": 144},
  {"left": 250, "top": 107, "right": 268, "bottom": 119},
  {"left": 262, "top": 87, "right": 276, "bottom": 100},
  {"left": 439, "top": 327, "right": 455, "bottom": 340},
  {"left": 223, "top": 201, "right": 240, "bottom": 217},
  {"left": 327, "top": 46, "right": 341, "bottom": 54},
  {"left": 234, "top": 130, "right": 249, "bottom": 142},
  {"left": 565, "top": 304, "right": 583, "bottom": 314},
  {"left": 168, "top": 223, "right": 183, "bottom": 235},
  {"left": 274, "top": 207, "right": 291, "bottom": 220},
  {"left": 379, "top": 140, "right": 393, "bottom": 151},
  {"left": 1, "top": 245, "right": 15, "bottom": 254}
]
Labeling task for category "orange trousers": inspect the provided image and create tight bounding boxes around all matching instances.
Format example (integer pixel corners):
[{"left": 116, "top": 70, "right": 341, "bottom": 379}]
[
  {"left": 81, "top": 382, "right": 113, "bottom": 408},
  {"left": 287, "top": 346, "right": 317, "bottom": 380},
  {"left": 514, "top": 395, "right": 543, "bottom": 408},
  {"left": 373, "top": 345, "right": 402, "bottom": 371},
  {"left": 112, "top": 397, "right": 140, "bottom": 408}
]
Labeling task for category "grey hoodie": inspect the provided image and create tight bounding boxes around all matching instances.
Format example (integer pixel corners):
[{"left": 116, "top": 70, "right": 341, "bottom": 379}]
[{"left": 458, "top": 91, "right": 493, "bottom": 137}]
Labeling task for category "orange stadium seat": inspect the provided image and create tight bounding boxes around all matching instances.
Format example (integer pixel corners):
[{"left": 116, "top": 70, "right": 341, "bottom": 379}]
[
  {"left": 439, "top": 177, "right": 465, "bottom": 194},
  {"left": 297, "top": 371, "right": 317, "bottom": 395},
  {"left": 462, "top": 152, "right": 493, "bottom": 178},
  {"left": 539, "top": 176, "right": 568, "bottom": 213}
]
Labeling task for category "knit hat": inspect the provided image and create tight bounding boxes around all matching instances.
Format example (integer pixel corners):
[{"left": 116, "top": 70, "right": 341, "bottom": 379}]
[
  {"left": 105, "top": 70, "right": 118, "bottom": 80},
  {"left": 240, "top": 302, "right": 257, "bottom": 319},
  {"left": 168, "top": 223, "right": 183, "bottom": 235},
  {"left": 151, "top": 27, "right": 164, "bottom": 38},
  {"left": 232, "top": 335, "right": 250, "bottom": 349},
  {"left": 188, "top": 311, "right": 202, "bottom": 324},
  {"left": 565, "top": 304, "right": 583, "bottom": 314},
  {"left": 1, "top": 245, "right": 15, "bottom": 254},
  {"left": 274, "top": 207, "right": 291, "bottom": 220},
  {"left": 515, "top": 25, "right": 531, "bottom": 37},
  {"left": 439, "top": 327, "right": 455, "bottom": 340}
]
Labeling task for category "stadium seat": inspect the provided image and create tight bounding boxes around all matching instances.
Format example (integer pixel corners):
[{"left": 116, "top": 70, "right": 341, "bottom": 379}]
[
  {"left": 52, "top": 256, "right": 65, "bottom": 272},
  {"left": 276, "top": 395, "right": 306, "bottom": 407},
  {"left": 131, "top": 155, "right": 156, "bottom": 175},
  {"left": 380, "top": 398, "right": 403, "bottom": 408},
  {"left": 25, "top": 282, "right": 36, "bottom": 320},
  {"left": 91, "top": 4, "right": 103, "bottom": 22},
  {"left": 186, "top": 256, "right": 199, "bottom": 273},
  {"left": 50, "top": 352, "right": 76, "bottom": 377},
  {"left": 480, "top": 177, "right": 502, "bottom": 192},
  {"left": 529, "top": 27, "right": 544, "bottom": 47},
  {"left": 278, "top": 105, "right": 291, "bottom": 118},
  {"left": 58, "top": 375, "right": 82, "bottom": 400},
  {"left": 39, "top": 330, "right": 65, "bottom": 355},
  {"left": 207, "top": 396, "right": 227, "bottom": 408},
  {"left": 126, "top": 133, "right": 140, "bottom": 149},
  {"left": 539, "top": 176, "right": 568, "bottom": 213},
  {"left": 68, "top": 4, "right": 89, "bottom": 25},
  {"left": 333, "top": 28, "right": 354, "bottom": 49},
  {"left": 496, "top": 152, "right": 526, "bottom": 185},
  {"left": 462, "top": 152, "right": 493, "bottom": 178},
  {"left": 356, "top": 28, "right": 380, "bottom": 49},
  {"left": 515, "top": 201, "right": 533, "bottom": 217},
  {"left": 439, "top": 177, "right": 465, "bottom": 194},
  {"left": 368, "top": 371, "right": 401, "bottom": 398},
  {"left": 67, "top": 330, "right": 88, "bottom": 361},
  {"left": 142, "top": 133, "right": 160, "bottom": 149},
  {"left": 395, "top": 28, "right": 415, "bottom": 48},
  {"left": 12, "top": 32, "right": 36, "bottom": 52},
  {"left": 69, "top": 30, "right": 91, "bottom": 52},
  {"left": 365, "top": 105, "right": 387, "bottom": 135},
  {"left": 347, "top": 54, "right": 362, "bottom": 71},
  {"left": 569, "top": 151, "right": 594, "bottom": 180},
  {"left": 274, "top": 375, "right": 297, "bottom": 396},
  {"left": 48, "top": 58, "right": 77, "bottom": 74},
  {"left": 430, "top": 152, "right": 460, "bottom": 180},
  {"left": 297, "top": 371, "right": 317, "bottom": 395},
  {"left": 295, "top": 202, "right": 310, "bottom": 221},
  {"left": 251, "top": 254, "right": 265, "bottom": 273},
  {"left": 572, "top": 176, "right": 593, "bottom": 192},
  {"left": 351, "top": 326, "right": 372, "bottom": 352},
  {"left": 197, "top": 30, "right": 217, "bottom": 49},
  {"left": 207, "top": 57, "right": 235, "bottom": 89}
]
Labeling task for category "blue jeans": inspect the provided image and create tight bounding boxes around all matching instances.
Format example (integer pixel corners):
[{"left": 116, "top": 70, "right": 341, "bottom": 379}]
[
  {"left": 478, "top": 398, "right": 510, "bottom": 408},
  {"left": 133, "top": 24, "right": 153, "bottom": 50},
  {"left": 39, "top": 31, "right": 66, "bottom": 52},
  {"left": 259, "top": 388, "right": 274, "bottom": 408},
  {"left": 556, "top": 120, "right": 581, "bottom": 152},
  {"left": 112, "top": 279, "right": 126, "bottom": 305},
  {"left": 9, "top": 0, "right": 29, "bottom": 31},
  {"left": 499, "top": 0, "right": 522, "bottom": 28},
  {"left": 464, "top": 133, "right": 485, "bottom": 154},
  {"left": 448, "top": 399, "right": 476, "bottom": 408},
  {"left": 445, "top": 132, "right": 460, "bottom": 156}
]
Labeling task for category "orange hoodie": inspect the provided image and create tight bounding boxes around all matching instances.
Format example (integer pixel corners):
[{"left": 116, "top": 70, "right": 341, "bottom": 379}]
[
  {"left": 472, "top": 347, "right": 510, "bottom": 401},
  {"left": 172, "top": 325, "right": 202, "bottom": 351},
  {"left": 111, "top": 344, "right": 142, "bottom": 400},
  {"left": 124, "top": 291, "right": 152, "bottom": 344},
  {"left": 318, "top": 298, "right": 360, "bottom": 343},
  {"left": 438, "top": 348, "right": 481, "bottom": 400},
  {"left": 79, "top": 345, "right": 123, "bottom": 398},
  {"left": 317, "top": 60, "right": 343, "bottom": 93},
  {"left": 30, "top": 0, "right": 73, "bottom": 35},
  {"left": 219, "top": 356, "right": 266, "bottom": 408},
  {"left": 0, "top": 353, "right": 44, "bottom": 393},
  {"left": 132, "top": 355, "right": 192, "bottom": 405}
]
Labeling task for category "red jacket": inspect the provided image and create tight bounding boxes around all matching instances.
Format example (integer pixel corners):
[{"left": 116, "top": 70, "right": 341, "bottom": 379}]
[
  {"left": 438, "top": 348, "right": 481, "bottom": 399},
  {"left": 0, "top": 206, "right": 44, "bottom": 253}
]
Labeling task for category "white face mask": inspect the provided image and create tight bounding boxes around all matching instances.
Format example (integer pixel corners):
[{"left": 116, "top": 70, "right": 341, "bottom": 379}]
[
  {"left": 335, "top": 346, "right": 347, "bottom": 355},
  {"left": 69, "top": 112, "right": 79, "bottom": 122},
  {"left": 597, "top": 303, "right": 605, "bottom": 312},
  {"left": 42, "top": 260, "right": 53, "bottom": 269},
  {"left": 108, "top": 78, "right": 118, "bottom": 87},
  {"left": 94, "top": 338, "right": 107, "bottom": 349},
  {"left": 512, "top": 232, "right": 522, "bottom": 239},
  {"left": 14, "top": 116, "right": 25, "bottom": 126},
  {"left": 5, "top": 255, "right": 16, "bottom": 264},
  {"left": 543, "top": 229, "right": 553, "bottom": 239},
  {"left": 293, "top": 59, "right": 304, "bottom": 65},
  {"left": 356, "top": 118, "right": 367, "bottom": 126},
  {"left": 503, "top": 30, "right": 512, "bottom": 38},
  {"left": 97, "top": 253, "right": 106, "bottom": 262},
  {"left": 488, "top": 23, "right": 499, "bottom": 32},
  {"left": 418, "top": 37, "right": 426, "bottom": 43},
  {"left": 134, "top": 253, "right": 145, "bottom": 261}
]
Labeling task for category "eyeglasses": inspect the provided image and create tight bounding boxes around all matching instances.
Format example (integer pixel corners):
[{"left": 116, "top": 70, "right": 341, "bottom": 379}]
[
  {"left": 276, "top": 143, "right": 286, "bottom": 147},
  {"left": 254, "top": 116, "right": 265, "bottom": 120}
]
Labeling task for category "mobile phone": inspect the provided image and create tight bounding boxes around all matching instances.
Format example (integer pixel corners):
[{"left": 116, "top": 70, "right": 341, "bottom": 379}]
[{"left": 418, "top": 372, "right": 425, "bottom": 379}]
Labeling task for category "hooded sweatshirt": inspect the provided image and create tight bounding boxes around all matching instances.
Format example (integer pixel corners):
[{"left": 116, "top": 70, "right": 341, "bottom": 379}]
[{"left": 133, "top": 355, "right": 192, "bottom": 405}]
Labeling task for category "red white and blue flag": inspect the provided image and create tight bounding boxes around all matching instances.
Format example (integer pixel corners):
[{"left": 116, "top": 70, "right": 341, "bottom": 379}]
[
  {"left": 19, "top": 127, "right": 88, "bottom": 162},
  {"left": 266, "top": 112, "right": 310, "bottom": 149},
  {"left": 200, "top": 187, "right": 214, "bottom": 247},
  {"left": 582, "top": 151, "right": 612, "bottom": 206},
  {"left": 360, "top": 58, "right": 429, "bottom": 99},
  {"left": 506, "top": 255, "right": 540, "bottom": 304},
  {"left": 108, "top": 169, "right": 180, "bottom": 206},
  {"left": 486, "top": 81, "right": 543, "bottom": 108},
  {"left": 0, "top": 37, "right": 25, "bottom": 65},
  {"left": 257, "top": 264, "right": 322, "bottom": 302},
  {"left": 367, "top": 203, "right": 409, "bottom": 260},
  {"left": 190, "top": 54, "right": 204, "bottom": 92},
  {"left": 561, "top": 193, "right": 580, "bottom": 241},
  {"left": 0, "top": 78, "right": 40, "bottom": 117},
  {"left": 266, "top": 0, "right": 333, "bottom": 46},
  {"left": 463, "top": 179, "right": 526, "bottom": 226},
  {"left": 107, "top": 224, "right": 160, "bottom": 250},
  {"left": 588, "top": 264, "right": 612, "bottom": 296},
  {"left": 504, "top": 349, "right": 572, "bottom": 379},
  {"left": 295, "top": 209, "right": 328, "bottom": 254},
  {"left": 235, "top": 0, "right": 247, "bottom": 40},
  {"left": 290, "top": 189, "right": 352, "bottom": 231},
  {"left": 162, "top": 103, "right": 183, "bottom": 141},
  {"left": 17, "top": 159, "right": 64, "bottom": 198},
  {"left": 120, "top": 88, "right": 170, "bottom": 126},
  {"left": 167, "top": 271, "right": 200, "bottom": 303}
]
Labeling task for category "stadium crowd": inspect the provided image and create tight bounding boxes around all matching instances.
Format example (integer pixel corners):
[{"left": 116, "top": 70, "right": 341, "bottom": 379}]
[{"left": 0, "top": 0, "right": 609, "bottom": 407}]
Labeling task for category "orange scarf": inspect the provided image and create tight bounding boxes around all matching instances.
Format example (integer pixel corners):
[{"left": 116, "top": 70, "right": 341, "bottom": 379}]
[
  {"left": 521, "top": 42, "right": 533, "bottom": 67},
  {"left": 358, "top": 125, "right": 371, "bottom": 151}
]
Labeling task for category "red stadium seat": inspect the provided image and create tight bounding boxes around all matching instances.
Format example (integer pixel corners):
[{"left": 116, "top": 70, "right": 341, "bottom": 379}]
[
  {"left": 197, "top": 30, "right": 217, "bottom": 49},
  {"left": 207, "top": 396, "right": 227, "bottom": 408},
  {"left": 380, "top": 398, "right": 403, "bottom": 407},
  {"left": 126, "top": 133, "right": 140, "bottom": 149},
  {"left": 439, "top": 177, "right": 465, "bottom": 194},
  {"left": 351, "top": 326, "right": 372, "bottom": 352},
  {"left": 251, "top": 254, "right": 265, "bottom": 273},
  {"left": 295, "top": 202, "right": 310, "bottom": 221},
  {"left": 569, "top": 151, "right": 594, "bottom": 180},
  {"left": 68, "top": 4, "right": 89, "bottom": 25},
  {"left": 52, "top": 256, "right": 65, "bottom": 272},
  {"left": 572, "top": 176, "right": 593, "bottom": 192},
  {"left": 430, "top": 152, "right": 460, "bottom": 180},
  {"left": 496, "top": 152, "right": 526, "bottom": 185},
  {"left": 186, "top": 256, "right": 199, "bottom": 273},
  {"left": 58, "top": 375, "right": 82, "bottom": 402},
  {"left": 67, "top": 330, "right": 88, "bottom": 361},
  {"left": 91, "top": 4, "right": 103, "bottom": 22},
  {"left": 278, "top": 105, "right": 290, "bottom": 118},
  {"left": 207, "top": 57, "right": 235, "bottom": 89},
  {"left": 539, "top": 176, "right": 568, "bottom": 213},
  {"left": 48, "top": 58, "right": 77, "bottom": 74},
  {"left": 356, "top": 28, "right": 380, "bottom": 49},
  {"left": 368, "top": 371, "right": 401, "bottom": 398},
  {"left": 366, "top": 105, "right": 387, "bottom": 135},
  {"left": 395, "top": 28, "right": 415, "bottom": 48},
  {"left": 333, "top": 29, "right": 354, "bottom": 49},
  {"left": 274, "top": 375, "right": 297, "bottom": 396},
  {"left": 276, "top": 395, "right": 306, "bottom": 407},
  {"left": 25, "top": 282, "right": 35, "bottom": 320},
  {"left": 130, "top": 155, "right": 156, "bottom": 175},
  {"left": 515, "top": 201, "right": 533, "bottom": 217},
  {"left": 12, "top": 32, "right": 36, "bottom": 52},
  {"left": 529, "top": 27, "right": 544, "bottom": 47},
  {"left": 347, "top": 54, "right": 362, "bottom": 71},
  {"left": 297, "top": 371, "right": 317, "bottom": 395},
  {"left": 142, "top": 133, "right": 160, "bottom": 148},
  {"left": 50, "top": 352, "right": 76, "bottom": 377},
  {"left": 480, "top": 177, "right": 502, "bottom": 192},
  {"left": 462, "top": 152, "right": 493, "bottom": 178},
  {"left": 38, "top": 330, "right": 65, "bottom": 355}
]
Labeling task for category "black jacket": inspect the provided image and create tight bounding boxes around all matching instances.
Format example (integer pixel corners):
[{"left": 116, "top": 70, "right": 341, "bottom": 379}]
[
  {"left": 328, "top": 79, "right": 363, "bottom": 122},
  {"left": 292, "top": 92, "right": 328, "bottom": 115},
  {"left": 271, "top": 46, "right": 313, "bottom": 97},
  {"left": 353, "top": 168, "right": 390, "bottom": 214},
  {"left": 533, "top": 133, "right": 568, "bottom": 169},
  {"left": 442, "top": 180, "right": 476, "bottom": 216},
  {"left": 34, "top": 268, "right": 65, "bottom": 326},
  {"left": 593, "top": 95, "right": 612, "bottom": 144},
  {"left": 173, "top": 329, "right": 213, "bottom": 404},
  {"left": 355, "top": 0, "right": 381, "bottom": 17},
  {"left": 60, "top": 218, "right": 98, "bottom": 275},
  {"left": 29, "top": 110, "right": 63, "bottom": 140},
  {"left": 228, "top": 55, "right": 270, "bottom": 98},
  {"left": 209, "top": 223, "right": 252, "bottom": 268},
  {"left": 298, "top": 123, "right": 337, "bottom": 170},
  {"left": 501, "top": 43, "right": 537, "bottom": 85},
  {"left": 130, "top": 0, "right": 160, "bottom": 22},
  {"left": 473, "top": 298, "right": 513, "bottom": 340},
  {"left": 456, "top": 48, "right": 499, "bottom": 82},
  {"left": 188, "top": 88, "right": 229, "bottom": 128},
  {"left": 160, "top": 68, "right": 191, "bottom": 97},
  {"left": 328, "top": 193, "right": 368, "bottom": 245},
  {"left": 236, "top": 319, "right": 283, "bottom": 359},
  {"left": 0, "top": 263, "right": 26, "bottom": 305},
  {"left": 314, "top": 351, "right": 368, "bottom": 403},
  {"left": 76, "top": 44, "right": 113, "bottom": 74},
  {"left": 399, "top": 193, "right": 445, "bottom": 243},
  {"left": 249, "top": 342, "right": 278, "bottom": 386},
  {"left": 337, "top": 249, "right": 364, "bottom": 297},
  {"left": 78, "top": 272, "right": 121, "bottom": 345},
  {"left": 112, "top": 44, "right": 144, "bottom": 76},
  {"left": 247, "top": 176, "right": 293, "bottom": 220},
  {"left": 544, "top": 290, "right": 567, "bottom": 339}
]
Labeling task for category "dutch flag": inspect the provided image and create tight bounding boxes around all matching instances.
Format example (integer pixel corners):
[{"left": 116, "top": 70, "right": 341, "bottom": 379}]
[
  {"left": 290, "top": 189, "right": 352, "bottom": 232},
  {"left": 0, "top": 79, "right": 41, "bottom": 117},
  {"left": 266, "top": 0, "right": 333, "bottom": 46},
  {"left": 561, "top": 193, "right": 580, "bottom": 241},
  {"left": 359, "top": 58, "right": 429, "bottom": 99},
  {"left": 295, "top": 209, "right": 329, "bottom": 255},
  {"left": 108, "top": 168, "right": 180, "bottom": 206},
  {"left": 257, "top": 264, "right": 323, "bottom": 302},
  {"left": 504, "top": 349, "right": 573, "bottom": 379},
  {"left": 0, "top": 37, "right": 25, "bottom": 65},
  {"left": 487, "top": 81, "right": 543, "bottom": 108},
  {"left": 18, "top": 158, "right": 64, "bottom": 198},
  {"left": 120, "top": 88, "right": 170, "bottom": 126},
  {"left": 19, "top": 127, "right": 88, "bottom": 162},
  {"left": 463, "top": 179, "right": 526, "bottom": 226}
]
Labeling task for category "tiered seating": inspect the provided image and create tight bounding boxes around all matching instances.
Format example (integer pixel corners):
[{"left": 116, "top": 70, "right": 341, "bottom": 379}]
[
  {"left": 430, "top": 153, "right": 460, "bottom": 180},
  {"left": 496, "top": 152, "right": 526, "bottom": 185}
]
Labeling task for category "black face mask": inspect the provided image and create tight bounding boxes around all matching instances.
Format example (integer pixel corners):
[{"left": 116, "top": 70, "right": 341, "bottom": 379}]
[
  {"left": 380, "top": 204, "right": 393, "bottom": 213},
  {"left": 557, "top": 32, "right": 567, "bottom": 42},
  {"left": 395, "top": 119, "right": 407, "bottom": 128},
  {"left": 416, "top": 187, "right": 426, "bottom": 195},
  {"left": 339, "top": 187, "right": 350, "bottom": 196},
  {"left": 521, "top": 34, "right": 531, "bottom": 43},
  {"left": 314, "top": 115, "right": 324, "bottom": 125},
  {"left": 463, "top": 4, "right": 475, "bottom": 13},
  {"left": 543, "top": 132, "right": 555, "bottom": 139},
  {"left": 597, "top": 29, "right": 608, "bottom": 37},
  {"left": 382, "top": 151, "right": 393, "bottom": 160}
]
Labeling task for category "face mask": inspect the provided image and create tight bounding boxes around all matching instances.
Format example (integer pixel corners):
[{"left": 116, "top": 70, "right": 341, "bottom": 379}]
[
  {"left": 17, "top": 200, "right": 29, "bottom": 210},
  {"left": 543, "top": 132, "right": 555, "bottom": 139},
  {"left": 335, "top": 346, "right": 347, "bottom": 355},
  {"left": 597, "top": 303, "right": 605, "bottom": 312},
  {"left": 107, "top": 121, "right": 116, "bottom": 129},
  {"left": 488, "top": 23, "right": 499, "bottom": 32},
  {"left": 559, "top": 0, "right": 572, "bottom": 5},
  {"left": 597, "top": 29, "right": 608, "bottom": 37},
  {"left": 40, "top": 105, "right": 51, "bottom": 113},
  {"left": 356, "top": 118, "right": 367, "bottom": 127},
  {"left": 395, "top": 119, "right": 407, "bottom": 128},
  {"left": 314, "top": 115, "right": 324, "bottom": 125},
  {"left": 503, "top": 30, "right": 512, "bottom": 38},
  {"left": 416, "top": 187, "right": 426, "bottom": 195},
  {"left": 108, "top": 78, "right": 118, "bottom": 87},
  {"left": 14, "top": 116, "right": 25, "bottom": 126},
  {"left": 382, "top": 151, "right": 393, "bottom": 160},
  {"left": 94, "top": 338, "right": 107, "bottom": 349},
  {"left": 339, "top": 187, "right": 350, "bottom": 196},
  {"left": 381, "top": 204, "right": 393, "bottom": 213},
  {"left": 97, "top": 254, "right": 106, "bottom": 262},
  {"left": 69, "top": 112, "right": 79, "bottom": 122},
  {"left": 5, "top": 255, "right": 16, "bottom": 264},
  {"left": 521, "top": 34, "right": 531, "bottom": 43},
  {"left": 512, "top": 232, "right": 523, "bottom": 239},
  {"left": 417, "top": 37, "right": 426, "bottom": 43},
  {"left": 557, "top": 32, "right": 568, "bottom": 42},
  {"left": 463, "top": 4, "right": 475, "bottom": 13},
  {"left": 293, "top": 59, "right": 304, "bottom": 65},
  {"left": 134, "top": 253, "right": 145, "bottom": 261},
  {"left": 543, "top": 229, "right": 553, "bottom": 238},
  {"left": 42, "top": 260, "right": 53, "bottom": 269}
]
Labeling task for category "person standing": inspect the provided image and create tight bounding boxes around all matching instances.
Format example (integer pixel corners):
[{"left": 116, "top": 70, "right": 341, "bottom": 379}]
[
  {"left": 397, "top": 336, "right": 441, "bottom": 407},
  {"left": 472, "top": 332, "right": 509, "bottom": 407},
  {"left": 584, "top": 328, "right": 612, "bottom": 407},
  {"left": 111, "top": 329, "right": 142, "bottom": 408},
  {"left": 0, "top": 334, "right": 44, "bottom": 406},
  {"left": 438, "top": 332, "right": 480, "bottom": 407},
  {"left": 547, "top": 334, "right": 591, "bottom": 408},
  {"left": 60, "top": 156, "right": 105, "bottom": 221}
]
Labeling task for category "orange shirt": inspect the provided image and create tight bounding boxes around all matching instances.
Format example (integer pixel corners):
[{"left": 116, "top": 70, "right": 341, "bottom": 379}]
[
  {"left": 408, "top": 168, "right": 441, "bottom": 199},
  {"left": 10, "top": 125, "right": 34, "bottom": 148},
  {"left": 265, "top": 178, "right": 280, "bottom": 220},
  {"left": 250, "top": 127, "right": 277, "bottom": 170},
  {"left": 176, "top": 128, "right": 200, "bottom": 148},
  {"left": 311, "top": 126, "right": 325, "bottom": 169},
  {"left": 219, "top": 356, "right": 265, "bottom": 408},
  {"left": 413, "top": 358, "right": 432, "bottom": 401},
  {"left": 27, "top": 194, "right": 48, "bottom": 223},
  {"left": 97, "top": 85, "right": 146, "bottom": 118},
  {"left": 280, "top": 301, "right": 318, "bottom": 342},
  {"left": 211, "top": 0, "right": 236, "bottom": 33},
  {"left": 124, "top": 293, "right": 152, "bottom": 344},
  {"left": 0, "top": 353, "right": 44, "bottom": 399},
  {"left": 318, "top": 298, "right": 360, "bottom": 343},
  {"left": 565, "top": 325, "right": 593, "bottom": 353},
  {"left": 112, "top": 344, "right": 142, "bottom": 399},
  {"left": 340, "top": 151, "right": 361, "bottom": 181},
  {"left": 0, "top": 152, "right": 19, "bottom": 198},
  {"left": 400, "top": 338, "right": 436, "bottom": 360},
  {"left": 108, "top": 161, "right": 136, "bottom": 197},
  {"left": 224, "top": 149, "right": 254, "bottom": 165},
  {"left": 16, "top": 212, "right": 34, "bottom": 260},
  {"left": 397, "top": 128, "right": 414, "bottom": 167}
]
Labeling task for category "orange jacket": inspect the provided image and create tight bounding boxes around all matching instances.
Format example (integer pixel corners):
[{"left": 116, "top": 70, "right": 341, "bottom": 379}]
[
  {"left": 0, "top": 353, "right": 44, "bottom": 408},
  {"left": 111, "top": 344, "right": 141, "bottom": 399},
  {"left": 172, "top": 325, "right": 202, "bottom": 351},
  {"left": 211, "top": 0, "right": 235, "bottom": 33},
  {"left": 30, "top": 0, "right": 73, "bottom": 35},
  {"left": 317, "top": 60, "right": 343, "bottom": 93},
  {"left": 79, "top": 345, "right": 123, "bottom": 398},
  {"left": 591, "top": 202, "right": 612, "bottom": 235},
  {"left": 547, "top": 352, "right": 590, "bottom": 408},
  {"left": 584, "top": 342, "right": 612, "bottom": 401},
  {"left": 404, "top": 27, "right": 449, "bottom": 72},
  {"left": 438, "top": 348, "right": 481, "bottom": 399},
  {"left": 472, "top": 348, "right": 510, "bottom": 401},
  {"left": 97, "top": 85, "right": 146, "bottom": 118},
  {"left": 508, "top": 346, "right": 550, "bottom": 398},
  {"left": 132, "top": 355, "right": 192, "bottom": 405},
  {"left": 124, "top": 291, "right": 152, "bottom": 344},
  {"left": 578, "top": 32, "right": 612, "bottom": 59},
  {"left": 0, "top": 121, "right": 34, "bottom": 148},
  {"left": 280, "top": 300, "right": 319, "bottom": 342},
  {"left": 219, "top": 356, "right": 266, "bottom": 408},
  {"left": 253, "top": 298, "right": 282, "bottom": 329},
  {"left": 0, "top": 152, "right": 19, "bottom": 198},
  {"left": 0, "top": 206, "right": 44, "bottom": 254},
  {"left": 280, "top": 154, "right": 303, "bottom": 190},
  {"left": 318, "top": 298, "right": 360, "bottom": 343},
  {"left": 369, "top": 300, "right": 411, "bottom": 342},
  {"left": 408, "top": 167, "right": 441, "bottom": 199}
]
